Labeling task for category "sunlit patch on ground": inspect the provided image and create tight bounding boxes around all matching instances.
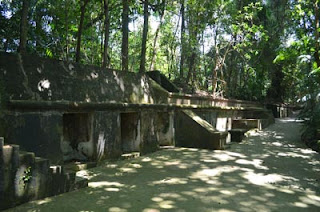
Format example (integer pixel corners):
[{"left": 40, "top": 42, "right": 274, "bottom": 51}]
[{"left": 5, "top": 118, "right": 320, "bottom": 212}]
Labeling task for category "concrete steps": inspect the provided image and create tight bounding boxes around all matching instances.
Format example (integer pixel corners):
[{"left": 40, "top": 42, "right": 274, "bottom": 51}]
[{"left": 0, "top": 137, "right": 88, "bottom": 210}]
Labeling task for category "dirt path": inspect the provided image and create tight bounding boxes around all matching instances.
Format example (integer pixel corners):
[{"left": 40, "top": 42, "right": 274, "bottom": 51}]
[{"left": 6, "top": 118, "right": 320, "bottom": 212}]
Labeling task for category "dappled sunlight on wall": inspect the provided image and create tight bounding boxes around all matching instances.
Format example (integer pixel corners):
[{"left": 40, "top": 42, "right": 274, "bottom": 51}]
[{"left": 0, "top": 53, "right": 158, "bottom": 104}]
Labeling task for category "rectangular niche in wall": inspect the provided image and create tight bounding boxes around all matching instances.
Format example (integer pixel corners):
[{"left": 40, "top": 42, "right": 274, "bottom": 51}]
[
  {"left": 120, "top": 112, "right": 140, "bottom": 153},
  {"left": 62, "top": 113, "right": 93, "bottom": 162}
]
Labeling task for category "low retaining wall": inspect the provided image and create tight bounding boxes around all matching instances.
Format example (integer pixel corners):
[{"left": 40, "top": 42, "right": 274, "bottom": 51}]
[{"left": 168, "top": 93, "right": 263, "bottom": 108}]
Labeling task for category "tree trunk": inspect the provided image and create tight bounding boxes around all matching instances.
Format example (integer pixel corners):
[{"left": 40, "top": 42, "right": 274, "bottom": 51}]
[
  {"left": 122, "top": 0, "right": 129, "bottom": 71},
  {"left": 179, "top": 0, "right": 185, "bottom": 79},
  {"left": 65, "top": 0, "right": 69, "bottom": 61},
  {"left": 18, "top": 0, "right": 30, "bottom": 53},
  {"left": 149, "top": 0, "right": 166, "bottom": 71},
  {"left": 212, "top": 66, "right": 219, "bottom": 97},
  {"left": 186, "top": 51, "right": 196, "bottom": 85},
  {"left": 102, "top": 0, "right": 111, "bottom": 68},
  {"left": 227, "top": 34, "right": 236, "bottom": 97},
  {"left": 76, "top": 0, "right": 89, "bottom": 63},
  {"left": 139, "top": 0, "right": 149, "bottom": 73},
  {"left": 315, "top": 0, "right": 320, "bottom": 71}
]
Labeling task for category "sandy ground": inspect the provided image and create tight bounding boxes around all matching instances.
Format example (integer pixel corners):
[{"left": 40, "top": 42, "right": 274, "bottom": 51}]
[{"left": 6, "top": 118, "right": 320, "bottom": 212}]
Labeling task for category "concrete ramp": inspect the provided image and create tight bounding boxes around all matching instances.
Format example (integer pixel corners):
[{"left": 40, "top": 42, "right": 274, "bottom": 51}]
[
  {"left": 175, "top": 110, "right": 227, "bottom": 150},
  {"left": 147, "top": 71, "right": 180, "bottom": 93}
]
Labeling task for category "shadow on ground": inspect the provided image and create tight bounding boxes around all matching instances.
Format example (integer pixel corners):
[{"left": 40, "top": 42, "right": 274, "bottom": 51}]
[{"left": 6, "top": 118, "right": 320, "bottom": 212}]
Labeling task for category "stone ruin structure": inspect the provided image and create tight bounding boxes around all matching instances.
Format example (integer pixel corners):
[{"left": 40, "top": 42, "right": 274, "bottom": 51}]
[{"left": 0, "top": 52, "right": 275, "bottom": 209}]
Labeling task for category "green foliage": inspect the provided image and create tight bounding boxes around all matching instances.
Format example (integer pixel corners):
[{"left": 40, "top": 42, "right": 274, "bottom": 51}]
[
  {"left": 0, "top": 0, "right": 317, "bottom": 102},
  {"left": 21, "top": 166, "right": 32, "bottom": 188}
]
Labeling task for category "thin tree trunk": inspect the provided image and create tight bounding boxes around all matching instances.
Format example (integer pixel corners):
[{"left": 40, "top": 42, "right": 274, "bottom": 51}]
[
  {"left": 212, "top": 43, "right": 231, "bottom": 97},
  {"left": 202, "top": 31, "right": 208, "bottom": 90},
  {"left": 186, "top": 52, "right": 196, "bottom": 85},
  {"left": 65, "top": 0, "right": 69, "bottom": 61},
  {"left": 186, "top": 6, "right": 198, "bottom": 89},
  {"left": 149, "top": 0, "right": 166, "bottom": 71},
  {"left": 212, "top": 47, "right": 219, "bottom": 97},
  {"left": 76, "top": 0, "right": 89, "bottom": 63},
  {"left": 139, "top": 0, "right": 149, "bottom": 73},
  {"left": 102, "top": 0, "right": 111, "bottom": 68},
  {"left": 100, "top": 18, "right": 103, "bottom": 63},
  {"left": 314, "top": 0, "right": 320, "bottom": 70},
  {"left": 18, "top": 0, "right": 30, "bottom": 53},
  {"left": 122, "top": 0, "right": 129, "bottom": 71},
  {"left": 227, "top": 34, "right": 236, "bottom": 97},
  {"left": 179, "top": 0, "right": 185, "bottom": 79}
]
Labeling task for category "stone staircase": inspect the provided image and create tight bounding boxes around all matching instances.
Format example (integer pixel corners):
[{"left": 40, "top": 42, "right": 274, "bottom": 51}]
[{"left": 0, "top": 137, "right": 88, "bottom": 210}]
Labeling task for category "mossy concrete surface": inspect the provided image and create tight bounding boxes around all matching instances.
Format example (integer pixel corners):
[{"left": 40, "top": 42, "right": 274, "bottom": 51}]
[
  {"left": 0, "top": 52, "right": 156, "bottom": 104},
  {"left": 6, "top": 118, "right": 320, "bottom": 212}
]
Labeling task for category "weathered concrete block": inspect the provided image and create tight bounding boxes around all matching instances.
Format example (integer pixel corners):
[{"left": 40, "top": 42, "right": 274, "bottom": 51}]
[
  {"left": 49, "top": 165, "right": 67, "bottom": 196},
  {"left": 74, "top": 176, "right": 88, "bottom": 190},
  {"left": 229, "top": 129, "right": 248, "bottom": 143},
  {"left": 33, "top": 157, "right": 50, "bottom": 199},
  {"left": 232, "top": 119, "right": 261, "bottom": 130},
  {"left": 121, "top": 152, "right": 140, "bottom": 160},
  {"left": 14, "top": 151, "right": 36, "bottom": 205},
  {"left": 0, "top": 138, "right": 4, "bottom": 208},
  {"left": 1, "top": 145, "right": 19, "bottom": 210},
  {"left": 64, "top": 172, "right": 76, "bottom": 192},
  {"left": 0, "top": 137, "right": 3, "bottom": 149}
]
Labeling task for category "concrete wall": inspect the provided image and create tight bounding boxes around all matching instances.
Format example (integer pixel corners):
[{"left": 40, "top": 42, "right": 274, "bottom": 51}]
[
  {"left": 0, "top": 107, "right": 274, "bottom": 164},
  {"left": 1, "top": 112, "right": 63, "bottom": 164},
  {"left": 93, "top": 111, "right": 121, "bottom": 160},
  {"left": 156, "top": 112, "right": 175, "bottom": 146},
  {"left": 0, "top": 52, "right": 274, "bottom": 164},
  {"left": 140, "top": 111, "right": 159, "bottom": 155},
  {"left": 0, "top": 109, "right": 176, "bottom": 164},
  {"left": 0, "top": 52, "right": 157, "bottom": 104}
]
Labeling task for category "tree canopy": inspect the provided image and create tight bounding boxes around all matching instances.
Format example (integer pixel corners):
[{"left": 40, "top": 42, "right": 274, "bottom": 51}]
[{"left": 0, "top": 0, "right": 319, "bottom": 103}]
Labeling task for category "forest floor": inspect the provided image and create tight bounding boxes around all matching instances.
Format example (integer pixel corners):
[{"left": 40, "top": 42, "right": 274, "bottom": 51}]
[{"left": 6, "top": 118, "right": 320, "bottom": 212}]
